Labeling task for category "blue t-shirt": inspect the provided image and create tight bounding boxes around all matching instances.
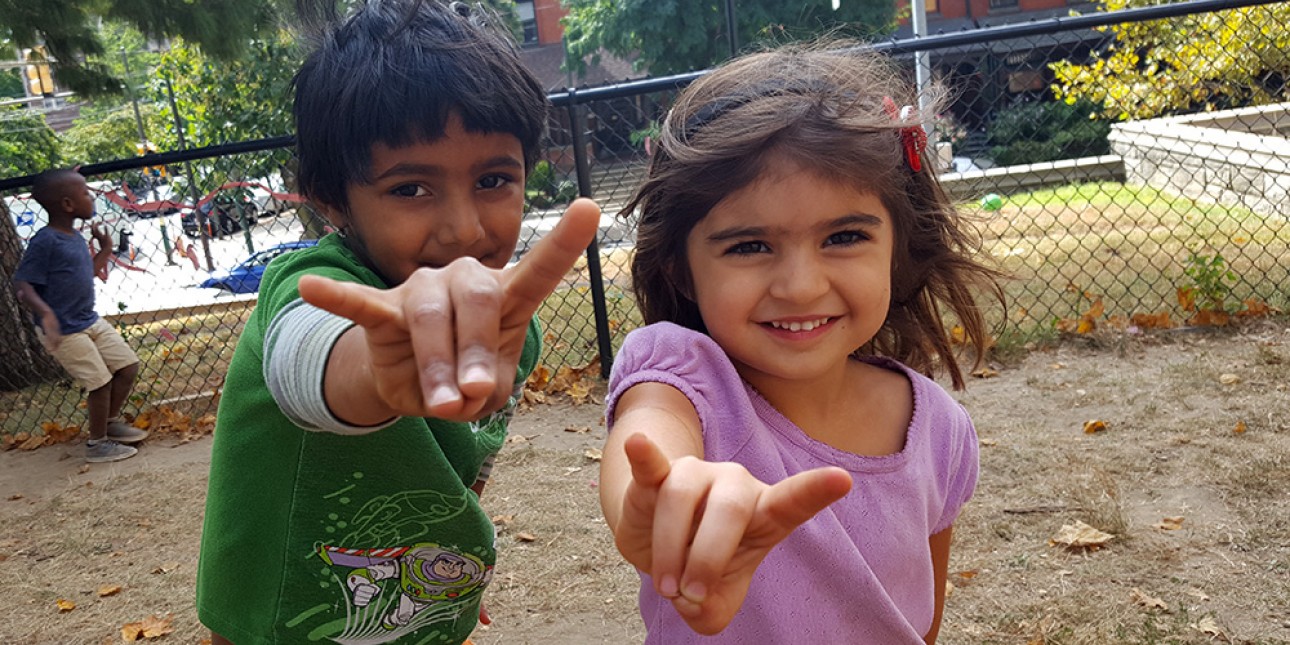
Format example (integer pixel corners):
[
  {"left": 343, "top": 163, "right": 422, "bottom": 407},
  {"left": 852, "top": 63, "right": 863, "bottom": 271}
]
[{"left": 13, "top": 226, "right": 99, "bottom": 334}]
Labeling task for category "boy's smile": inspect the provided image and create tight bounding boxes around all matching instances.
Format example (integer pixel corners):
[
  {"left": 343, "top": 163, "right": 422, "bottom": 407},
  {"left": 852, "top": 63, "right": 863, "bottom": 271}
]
[
  {"left": 333, "top": 113, "right": 526, "bottom": 285},
  {"left": 684, "top": 155, "right": 895, "bottom": 396}
]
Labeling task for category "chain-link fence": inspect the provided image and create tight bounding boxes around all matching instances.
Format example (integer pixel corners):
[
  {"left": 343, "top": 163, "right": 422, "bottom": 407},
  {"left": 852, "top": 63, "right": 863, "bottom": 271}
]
[{"left": 3, "top": 0, "right": 1288, "bottom": 437}]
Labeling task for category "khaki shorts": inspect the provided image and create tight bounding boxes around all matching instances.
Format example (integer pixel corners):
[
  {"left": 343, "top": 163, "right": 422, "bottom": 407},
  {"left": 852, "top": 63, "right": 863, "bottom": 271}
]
[{"left": 37, "top": 318, "right": 140, "bottom": 391}]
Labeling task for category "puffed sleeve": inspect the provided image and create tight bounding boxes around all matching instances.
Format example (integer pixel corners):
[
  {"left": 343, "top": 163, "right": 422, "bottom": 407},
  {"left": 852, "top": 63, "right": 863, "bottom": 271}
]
[{"left": 606, "top": 322, "right": 747, "bottom": 436}]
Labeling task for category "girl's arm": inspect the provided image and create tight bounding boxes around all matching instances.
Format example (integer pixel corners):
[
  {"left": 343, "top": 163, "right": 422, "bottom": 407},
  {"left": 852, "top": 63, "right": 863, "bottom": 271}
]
[
  {"left": 602, "top": 382, "right": 853, "bottom": 636},
  {"left": 924, "top": 526, "right": 954, "bottom": 644}
]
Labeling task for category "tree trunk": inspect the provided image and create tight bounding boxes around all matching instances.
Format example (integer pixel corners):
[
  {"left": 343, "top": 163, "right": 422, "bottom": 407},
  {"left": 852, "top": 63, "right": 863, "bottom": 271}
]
[{"left": 0, "top": 201, "right": 63, "bottom": 392}]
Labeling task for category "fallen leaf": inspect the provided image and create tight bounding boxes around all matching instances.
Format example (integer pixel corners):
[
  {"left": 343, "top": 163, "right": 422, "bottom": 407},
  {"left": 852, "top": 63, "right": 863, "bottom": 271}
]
[
  {"left": 1218, "top": 373, "right": 1240, "bottom": 385},
  {"left": 18, "top": 435, "right": 44, "bottom": 451},
  {"left": 979, "top": 438, "right": 998, "bottom": 447},
  {"left": 1190, "top": 616, "right": 1224, "bottom": 639},
  {"left": 564, "top": 425, "right": 590, "bottom": 434},
  {"left": 1049, "top": 520, "right": 1114, "bottom": 550},
  {"left": 123, "top": 614, "right": 174, "bottom": 641},
  {"left": 583, "top": 448, "right": 603, "bottom": 462},
  {"left": 7, "top": 494, "right": 22, "bottom": 501},
  {"left": 1187, "top": 588, "right": 1211, "bottom": 602},
  {"left": 954, "top": 570, "right": 979, "bottom": 580},
  {"left": 505, "top": 434, "right": 532, "bottom": 445},
  {"left": 1155, "top": 516, "right": 1185, "bottom": 531},
  {"left": 1130, "top": 587, "right": 1168, "bottom": 612},
  {"left": 945, "top": 579, "right": 955, "bottom": 597},
  {"left": 491, "top": 514, "right": 514, "bottom": 528},
  {"left": 56, "top": 598, "right": 76, "bottom": 612},
  {"left": 150, "top": 562, "right": 179, "bottom": 575},
  {"left": 97, "top": 584, "right": 122, "bottom": 597},
  {"left": 515, "top": 532, "right": 537, "bottom": 542},
  {"left": 78, "top": 464, "right": 90, "bottom": 474},
  {"left": 971, "top": 366, "right": 999, "bottom": 379},
  {"left": 563, "top": 466, "right": 583, "bottom": 475},
  {"left": 1083, "top": 419, "right": 1108, "bottom": 434},
  {"left": 1232, "top": 420, "right": 1246, "bottom": 435}
]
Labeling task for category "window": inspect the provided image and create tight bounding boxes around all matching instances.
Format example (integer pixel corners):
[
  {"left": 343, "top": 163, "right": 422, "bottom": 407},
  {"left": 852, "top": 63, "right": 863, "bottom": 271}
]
[
  {"left": 989, "top": 0, "right": 1019, "bottom": 8},
  {"left": 516, "top": 0, "right": 539, "bottom": 45}
]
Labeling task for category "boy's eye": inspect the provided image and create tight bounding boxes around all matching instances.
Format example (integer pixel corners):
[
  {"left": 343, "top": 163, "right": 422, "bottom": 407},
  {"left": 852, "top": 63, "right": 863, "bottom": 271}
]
[
  {"left": 477, "top": 174, "right": 513, "bottom": 190},
  {"left": 390, "top": 184, "right": 429, "bottom": 198},
  {"left": 826, "top": 231, "right": 868, "bottom": 246},
  {"left": 725, "top": 240, "right": 770, "bottom": 255}
]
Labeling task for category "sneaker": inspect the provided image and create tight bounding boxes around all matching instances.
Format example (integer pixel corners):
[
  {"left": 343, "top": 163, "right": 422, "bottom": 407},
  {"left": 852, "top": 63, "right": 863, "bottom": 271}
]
[
  {"left": 106, "top": 420, "right": 149, "bottom": 444},
  {"left": 86, "top": 438, "right": 138, "bottom": 463}
]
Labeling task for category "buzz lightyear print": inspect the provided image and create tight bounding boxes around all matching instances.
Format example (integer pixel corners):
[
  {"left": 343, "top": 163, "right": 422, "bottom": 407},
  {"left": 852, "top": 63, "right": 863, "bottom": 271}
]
[{"left": 319, "top": 543, "right": 492, "bottom": 642}]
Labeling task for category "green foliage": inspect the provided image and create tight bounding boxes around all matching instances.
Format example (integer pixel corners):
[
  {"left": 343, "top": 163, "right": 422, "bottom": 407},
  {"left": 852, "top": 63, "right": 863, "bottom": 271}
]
[
  {"left": 61, "top": 103, "right": 175, "bottom": 165},
  {"left": 986, "top": 99, "right": 1110, "bottom": 166},
  {"left": 1050, "top": 0, "right": 1290, "bottom": 120},
  {"left": 562, "top": 0, "right": 898, "bottom": 77},
  {"left": 0, "top": 109, "right": 60, "bottom": 176},
  {"left": 1182, "top": 251, "right": 1238, "bottom": 313},
  {"left": 0, "top": 68, "right": 23, "bottom": 98},
  {"left": 629, "top": 121, "right": 661, "bottom": 148},
  {"left": 0, "top": 0, "right": 279, "bottom": 97},
  {"left": 524, "top": 160, "right": 577, "bottom": 209}
]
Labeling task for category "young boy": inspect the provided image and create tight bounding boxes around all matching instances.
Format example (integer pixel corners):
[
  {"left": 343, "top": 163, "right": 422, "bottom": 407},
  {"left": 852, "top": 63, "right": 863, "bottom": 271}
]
[
  {"left": 195, "top": 1, "right": 600, "bottom": 643},
  {"left": 12, "top": 169, "right": 150, "bottom": 463}
]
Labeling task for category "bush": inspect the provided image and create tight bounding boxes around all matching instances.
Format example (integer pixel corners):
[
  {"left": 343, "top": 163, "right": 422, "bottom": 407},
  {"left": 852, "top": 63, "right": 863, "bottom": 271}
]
[
  {"left": 987, "top": 99, "right": 1111, "bottom": 166},
  {"left": 525, "top": 160, "right": 577, "bottom": 209}
]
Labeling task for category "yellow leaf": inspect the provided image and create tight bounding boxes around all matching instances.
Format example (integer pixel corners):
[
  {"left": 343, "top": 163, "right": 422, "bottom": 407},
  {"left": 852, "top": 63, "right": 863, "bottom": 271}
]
[
  {"left": 1049, "top": 520, "right": 1114, "bottom": 550},
  {"left": 1232, "top": 420, "right": 1247, "bottom": 434},
  {"left": 1154, "top": 516, "right": 1185, "bottom": 531},
  {"left": 1130, "top": 587, "right": 1169, "bottom": 611},
  {"left": 950, "top": 325, "right": 966, "bottom": 345},
  {"left": 971, "top": 366, "right": 999, "bottom": 379},
  {"left": 56, "top": 598, "right": 75, "bottom": 612},
  {"left": 97, "top": 584, "right": 122, "bottom": 597},
  {"left": 1083, "top": 419, "right": 1108, "bottom": 434},
  {"left": 140, "top": 613, "right": 174, "bottom": 638},
  {"left": 515, "top": 532, "right": 537, "bottom": 542},
  {"left": 1218, "top": 373, "right": 1240, "bottom": 385},
  {"left": 583, "top": 447, "right": 603, "bottom": 462},
  {"left": 1190, "top": 616, "right": 1224, "bottom": 638}
]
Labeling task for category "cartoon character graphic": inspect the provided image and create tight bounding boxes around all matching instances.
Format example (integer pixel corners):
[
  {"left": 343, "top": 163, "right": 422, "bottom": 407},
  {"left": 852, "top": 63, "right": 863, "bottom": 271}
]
[{"left": 319, "top": 543, "right": 492, "bottom": 642}]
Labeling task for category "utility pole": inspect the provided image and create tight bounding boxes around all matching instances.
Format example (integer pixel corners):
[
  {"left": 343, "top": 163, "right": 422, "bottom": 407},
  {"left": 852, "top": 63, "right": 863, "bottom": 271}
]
[{"left": 724, "top": 0, "right": 738, "bottom": 57}]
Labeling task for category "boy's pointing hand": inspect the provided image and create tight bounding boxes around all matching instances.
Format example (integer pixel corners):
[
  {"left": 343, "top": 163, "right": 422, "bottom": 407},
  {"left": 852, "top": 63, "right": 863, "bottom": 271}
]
[{"left": 299, "top": 198, "right": 602, "bottom": 423}]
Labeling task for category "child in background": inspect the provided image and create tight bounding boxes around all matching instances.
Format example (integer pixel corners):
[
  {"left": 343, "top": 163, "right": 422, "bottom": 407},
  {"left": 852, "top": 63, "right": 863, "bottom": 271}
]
[
  {"left": 600, "top": 44, "right": 1004, "bottom": 643},
  {"left": 12, "top": 169, "right": 149, "bottom": 463},
  {"left": 195, "top": 1, "right": 599, "bottom": 643}
]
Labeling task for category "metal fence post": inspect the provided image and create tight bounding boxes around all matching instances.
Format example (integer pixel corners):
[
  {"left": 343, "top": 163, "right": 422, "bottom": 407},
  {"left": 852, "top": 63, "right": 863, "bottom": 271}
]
[{"left": 565, "top": 93, "right": 615, "bottom": 379}]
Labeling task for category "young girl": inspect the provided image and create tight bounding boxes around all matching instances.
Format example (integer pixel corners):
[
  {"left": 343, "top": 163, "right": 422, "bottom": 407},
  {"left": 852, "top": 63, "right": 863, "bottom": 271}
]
[{"left": 600, "top": 44, "right": 1003, "bottom": 643}]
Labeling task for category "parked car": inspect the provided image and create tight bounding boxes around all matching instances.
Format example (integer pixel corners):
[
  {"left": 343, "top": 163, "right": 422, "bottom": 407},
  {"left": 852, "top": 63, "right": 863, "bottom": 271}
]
[
  {"left": 200, "top": 240, "right": 319, "bottom": 294},
  {"left": 181, "top": 189, "right": 259, "bottom": 238}
]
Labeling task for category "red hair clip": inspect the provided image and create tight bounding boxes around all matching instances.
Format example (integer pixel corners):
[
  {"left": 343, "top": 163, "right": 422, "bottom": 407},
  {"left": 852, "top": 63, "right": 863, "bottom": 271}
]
[{"left": 882, "top": 97, "right": 928, "bottom": 173}]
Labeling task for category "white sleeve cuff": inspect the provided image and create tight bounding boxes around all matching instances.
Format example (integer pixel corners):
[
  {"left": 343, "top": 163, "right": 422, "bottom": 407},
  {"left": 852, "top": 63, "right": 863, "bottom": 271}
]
[{"left": 263, "top": 298, "right": 397, "bottom": 435}]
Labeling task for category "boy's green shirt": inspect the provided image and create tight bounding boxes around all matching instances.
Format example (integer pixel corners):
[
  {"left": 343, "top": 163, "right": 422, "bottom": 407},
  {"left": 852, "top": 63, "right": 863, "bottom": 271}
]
[{"left": 197, "top": 235, "right": 541, "bottom": 645}]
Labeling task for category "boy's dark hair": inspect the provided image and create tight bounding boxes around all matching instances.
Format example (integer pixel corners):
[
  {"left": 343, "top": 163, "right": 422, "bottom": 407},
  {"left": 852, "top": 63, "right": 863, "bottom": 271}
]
[
  {"left": 623, "top": 43, "right": 1004, "bottom": 389},
  {"left": 293, "top": 0, "right": 548, "bottom": 211},
  {"left": 31, "top": 169, "right": 85, "bottom": 213}
]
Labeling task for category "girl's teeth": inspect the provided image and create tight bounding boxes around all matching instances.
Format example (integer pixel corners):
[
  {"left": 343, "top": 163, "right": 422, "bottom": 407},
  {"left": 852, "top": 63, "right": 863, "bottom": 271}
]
[{"left": 772, "top": 318, "right": 828, "bottom": 331}]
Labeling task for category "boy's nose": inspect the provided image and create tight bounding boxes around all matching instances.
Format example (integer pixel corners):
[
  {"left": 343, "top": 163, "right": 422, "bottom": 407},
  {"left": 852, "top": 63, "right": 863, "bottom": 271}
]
[{"left": 434, "top": 199, "right": 486, "bottom": 248}]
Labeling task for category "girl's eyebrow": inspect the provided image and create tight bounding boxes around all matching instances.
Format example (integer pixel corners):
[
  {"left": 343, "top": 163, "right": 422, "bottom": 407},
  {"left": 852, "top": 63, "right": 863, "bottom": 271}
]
[
  {"left": 372, "top": 155, "right": 523, "bottom": 181},
  {"left": 705, "top": 213, "right": 885, "bottom": 242}
]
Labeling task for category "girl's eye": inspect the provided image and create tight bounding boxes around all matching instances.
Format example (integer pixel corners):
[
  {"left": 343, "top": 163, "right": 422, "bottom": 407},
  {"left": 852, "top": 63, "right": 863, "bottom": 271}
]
[
  {"left": 390, "top": 184, "right": 429, "bottom": 198},
  {"left": 725, "top": 240, "right": 770, "bottom": 255},
  {"left": 477, "top": 174, "right": 513, "bottom": 190},
  {"left": 826, "top": 231, "right": 867, "bottom": 246}
]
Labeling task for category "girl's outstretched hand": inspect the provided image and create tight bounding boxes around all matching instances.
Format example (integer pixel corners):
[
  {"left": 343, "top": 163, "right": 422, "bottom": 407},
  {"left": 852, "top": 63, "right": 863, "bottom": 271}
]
[
  {"left": 616, "top": 433, "right": 852, "bottom": 635},
  {"left": 298, "top": 198, "right": 601, "bottom": 423}
]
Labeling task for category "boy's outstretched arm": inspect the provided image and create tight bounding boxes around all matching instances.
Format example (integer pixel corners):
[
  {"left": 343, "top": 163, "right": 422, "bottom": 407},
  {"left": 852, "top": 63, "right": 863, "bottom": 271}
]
[
  {"left": 602, "top": 382, "right": 853, "bottom": 636},
  {"left": 299, "top": 198, "right": 601, "bottom": 425}
]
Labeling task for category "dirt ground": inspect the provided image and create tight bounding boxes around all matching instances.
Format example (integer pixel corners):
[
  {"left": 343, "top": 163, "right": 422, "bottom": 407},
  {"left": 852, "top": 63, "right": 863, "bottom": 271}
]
[{"left": 2, "top": 321, "right": 1289, "bottom": 644}]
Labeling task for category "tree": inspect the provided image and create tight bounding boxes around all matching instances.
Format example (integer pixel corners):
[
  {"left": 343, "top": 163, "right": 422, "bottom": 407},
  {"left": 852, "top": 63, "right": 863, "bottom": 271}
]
[
  {"left": 562, "top": 0, "right": 898, "bottom": 77},
  {"left": 0, "top": 110, "right": 59, "bottom": 176},
  {"left": 1050, "top": 0, "right": 1290, "bottom": 121},
  {"left": 0, "top": 0, "right": 278, "bottom": 96}
]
